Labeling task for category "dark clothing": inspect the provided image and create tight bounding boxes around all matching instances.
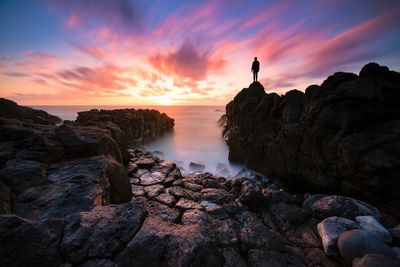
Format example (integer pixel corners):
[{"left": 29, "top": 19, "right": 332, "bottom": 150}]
[
  {"left": 251, "top": 60, "right": 260, "bottom": 72},
  {"left": 251, "top": 60, "right": 259, "bottom": 82}
]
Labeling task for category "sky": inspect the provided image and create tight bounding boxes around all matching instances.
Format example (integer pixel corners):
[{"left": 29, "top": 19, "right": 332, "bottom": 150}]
[{"left": 0, "top": 0, "right": 399, "bottom": 106}]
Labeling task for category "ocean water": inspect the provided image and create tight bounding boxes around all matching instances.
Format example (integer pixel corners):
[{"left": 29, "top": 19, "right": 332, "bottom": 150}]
[{"left": 31, "top": 105, "right": 244, "bottom": 176}]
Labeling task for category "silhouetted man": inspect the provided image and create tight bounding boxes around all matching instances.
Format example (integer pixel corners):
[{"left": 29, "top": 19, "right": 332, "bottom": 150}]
[{"left": 251, "top": 57, "right": 259, "bottom": 82}]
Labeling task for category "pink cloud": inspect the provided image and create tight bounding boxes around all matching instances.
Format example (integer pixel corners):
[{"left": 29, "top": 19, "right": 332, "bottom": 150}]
[
  {"left": 65, "top": 13, "right": 80, "bottom": 29},
  {"left": 23, "top": 51, "right": 61, "bottom": 63},
  {"left": 73, "top": 44, "right": 106, "bottom": 59},
  {"left": 149, "top": 41, "right": 226, "bottom": 81}
]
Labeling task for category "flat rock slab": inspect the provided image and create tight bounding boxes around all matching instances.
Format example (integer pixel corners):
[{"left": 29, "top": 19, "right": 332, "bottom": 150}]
[{"left": 140, "top": 172, "right": 165, "bottom": 186}]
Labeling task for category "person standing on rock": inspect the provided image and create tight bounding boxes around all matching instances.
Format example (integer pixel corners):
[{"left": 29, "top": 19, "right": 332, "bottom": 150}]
[{"left": 251, "top": 57, "right": 260, "bottom": 82}]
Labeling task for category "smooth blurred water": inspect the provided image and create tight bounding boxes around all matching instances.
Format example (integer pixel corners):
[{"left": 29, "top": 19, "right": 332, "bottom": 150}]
[{"left": 31, "top": 105, "right": 244, "bottom": 176}]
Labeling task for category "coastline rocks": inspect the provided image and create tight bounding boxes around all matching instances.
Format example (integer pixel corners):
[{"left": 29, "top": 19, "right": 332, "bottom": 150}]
[
  {"left": 311, "top": 195, "right": 380, "bottom": 220},
  {"left": 338, "top": 229, "right": 397, "bottom": 263},
  {"left": 317, "top": 216, "right": 359, "bottom": 255},
  {"left": 223, "top": 63, "right": 400, "bottom": 215},
  {"left": 0, "top": 98, "right": 61, "bottom": 125}
]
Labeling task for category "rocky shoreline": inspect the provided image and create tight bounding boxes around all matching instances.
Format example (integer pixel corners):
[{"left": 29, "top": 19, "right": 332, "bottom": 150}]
[
  {"left": 223, "top": 62, "right": 400, "bottom": 220},
  {"left": 1, "top": 65, "right": 400, "bottom": 267}
]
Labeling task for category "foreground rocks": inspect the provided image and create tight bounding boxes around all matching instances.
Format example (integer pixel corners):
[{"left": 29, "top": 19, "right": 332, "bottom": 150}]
[
  {"left": 2, "top": 148, "right": 400, "bottom": 266},
  {"left": 223, "top": 62, "right": 400, "bottom": 218}
]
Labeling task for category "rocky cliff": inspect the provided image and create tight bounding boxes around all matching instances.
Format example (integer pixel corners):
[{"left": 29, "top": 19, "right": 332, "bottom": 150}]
[{"left": 223, "top": 63, "right": 400, "bottom": 216}]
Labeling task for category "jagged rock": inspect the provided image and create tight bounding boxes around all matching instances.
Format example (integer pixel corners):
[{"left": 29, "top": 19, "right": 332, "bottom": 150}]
[
  {"left": 76, "top": 108, "right": 174, "bottom": 144},
  {"left": 61, "top": 202, "right": 146, "bottom": 263},
  {"left": 338, "top": 229, "right": 397, "bottom": 263},
  {"left": 312, "top": 195, "right": 380, "bottom": 220},
  {"left": 13, "top": 156, "right": 131, "bottom": 220},
  {"left": 0, "top": 214, "right": 64, "bottom": 267},
  {"left": 0, "top": 98, "right": 61, "bottom": 125},
  {"left": 223, "top": 63, "right": 400, "bottom": 216},
  {"left": 356, "top": 216, "right": 392, "bottom": 242},
  {"left": 237, "top": 180, "right": 263, "bottom": 208},
  {"left": 352, "top": 254, "right": 400, "bottom": 267},
  {"left": 134, "top": 158, "right": 156, "bottom": 169},
  {"left": 115, "top": 217, "right": 224, "bottom": 267},
  {"left": 317, "top": 216, "right": 359, "bottom": 255}
]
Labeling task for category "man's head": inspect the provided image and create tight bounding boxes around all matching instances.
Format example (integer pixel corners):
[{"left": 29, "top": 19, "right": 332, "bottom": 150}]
[{"left": 254, "top": 57, "right": 257, "bottom": 60}]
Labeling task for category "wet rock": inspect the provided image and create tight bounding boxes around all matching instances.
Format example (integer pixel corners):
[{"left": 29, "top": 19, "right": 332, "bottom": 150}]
[
  {"left": 0, "top": 214, "right": 64, "bottom": 267},
  {"left": 317, "top": 216, "right": 359, "bottom": 256},
  {"left": 356, "top": 215, "right": 392, "bottom": 242},
  {"left": 115, "top": 217, "right": 224, "bottom": 267},
  {"left": 154, "top": 192, "right": 175, "bottom": 208},
  {"left": 189, "top": 161, "right": 206, "bottom": 171},
  {"left": 312, "top": 195, "right": 380, "bottom": 220},
  {"left": 237, "top": 180, "right": 263, "bottom": 208},
  {"left": 144, "top": 184, "right": 165, "bottom": 199},
  {"left": 338, "top": 229, "right": 397, "bottom": 263},
  {"left": 61, "top": 202, "right": 146, "bottom": 263},
  {"left": 147, "top": 201, "right": 180, "bottom": 223},
  {"left": 352, "top": 254, "right": 400, "bottom": 267},
  {"left": 247, "top": 249, "right": 305, "bottom": 267},
  {"left": 175, "top": 198, "right": 203, "bottom": 210}
]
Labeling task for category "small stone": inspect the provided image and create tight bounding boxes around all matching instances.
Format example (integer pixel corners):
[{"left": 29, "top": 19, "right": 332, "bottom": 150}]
[
  {"left": 202, "top": 179, "right": 224, "bottom": 189},
  {"left": 201, "top": 188, "right": 233, "bottom": 204},
  {"left": 200, "top": 200, "right": 229, "bottom": 220},
  {"left": 155, "top": 193, "right": 175, "bottom": 208}
]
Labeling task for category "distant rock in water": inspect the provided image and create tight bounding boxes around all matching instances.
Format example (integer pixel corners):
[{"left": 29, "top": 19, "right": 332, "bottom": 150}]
[
  {"left": 76, "top": 108, "right": 174, "bottom": 143},
  {"left": 223, "top": 62, "right": 400, "bottom": 217},
  {"left": 0, "top": 98, "right": 61, "bottom": 125}
]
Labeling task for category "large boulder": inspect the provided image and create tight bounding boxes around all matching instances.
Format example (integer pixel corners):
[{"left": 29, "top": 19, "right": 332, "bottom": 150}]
[
  {"left": 223, "top": 63, "right": 400, "bottom": 216},
  {"left": 337, "top": 229, "right": 397, "bottom": 263}
]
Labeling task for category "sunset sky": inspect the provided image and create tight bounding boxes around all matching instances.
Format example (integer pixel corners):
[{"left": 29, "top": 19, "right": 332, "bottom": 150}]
[{"left": 1, "top": 0, "right": 399, "bottom": 105}]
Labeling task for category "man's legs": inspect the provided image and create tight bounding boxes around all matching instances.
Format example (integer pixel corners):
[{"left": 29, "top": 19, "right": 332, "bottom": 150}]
[
  {"left": 255, "top": 72, "right": 258, "bottom": 82},
  {"left": 253, "top": 72, "right": 256, "bottom": 82}
]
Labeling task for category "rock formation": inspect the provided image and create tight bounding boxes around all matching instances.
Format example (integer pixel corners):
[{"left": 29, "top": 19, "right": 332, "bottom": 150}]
[{"left": 223, "top": 62, "right": 400, "bottom": 217}]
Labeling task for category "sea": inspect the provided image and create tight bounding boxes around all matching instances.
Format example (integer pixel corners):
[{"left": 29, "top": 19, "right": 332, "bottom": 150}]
[{"left": 30, "top": 105, "right": 245, "bottom": 176}]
